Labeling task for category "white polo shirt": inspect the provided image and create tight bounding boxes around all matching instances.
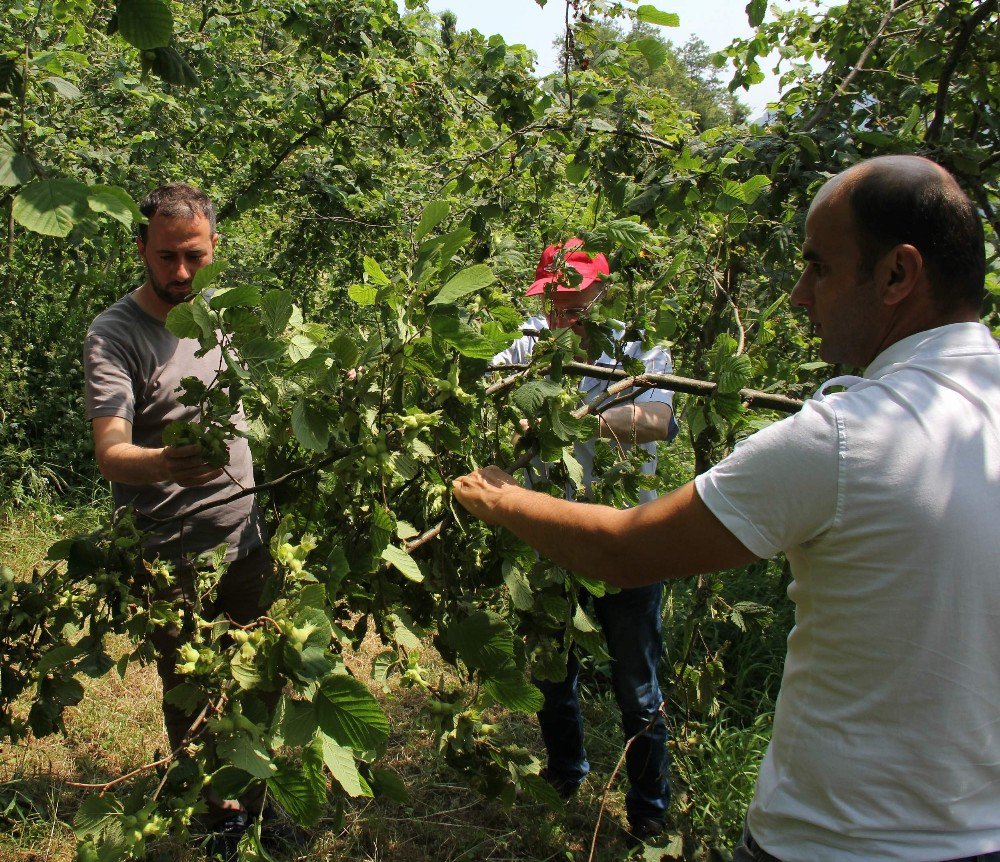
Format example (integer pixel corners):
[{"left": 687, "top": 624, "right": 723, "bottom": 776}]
[{"left": 696, "top": 323, "right": 1000, "bottom": 862}]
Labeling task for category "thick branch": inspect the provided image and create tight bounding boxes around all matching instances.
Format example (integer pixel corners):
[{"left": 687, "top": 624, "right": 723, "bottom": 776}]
[{"left": 488, "top": 361, "right": 804, "bottom": 414}]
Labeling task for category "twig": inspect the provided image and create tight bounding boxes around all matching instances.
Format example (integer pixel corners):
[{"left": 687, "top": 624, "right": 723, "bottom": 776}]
[
  {"left": 587, "top": 704, "right": 666, "bottom": 862},
  {"left": 66, "top": 700, "right": 214, "bottom": 794},
  {"left": 135, "top": 445, "right": 353, "bottom": 527}
]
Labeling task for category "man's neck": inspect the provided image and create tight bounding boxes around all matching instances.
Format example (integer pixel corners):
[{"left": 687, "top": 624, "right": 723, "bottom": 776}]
[{"left": 132, "top": 282, "right": 170, "bottom": 322}]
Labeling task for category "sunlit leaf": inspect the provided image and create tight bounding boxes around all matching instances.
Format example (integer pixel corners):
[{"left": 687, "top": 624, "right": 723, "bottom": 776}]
[
  {"left": 636, "top": 5, "right": 680, "bottom": 26},
  {"left": 415, "top": 199, "right": 450, "bottom": 242},
  {"left": 314, "top": 674, "right": 389, "bottom": 753},
  {"left": 13, "top": 179, "right": 89, "bottom": 237},
  {"left": 429, "top": 264, "right": 496, "bottom": 305}
]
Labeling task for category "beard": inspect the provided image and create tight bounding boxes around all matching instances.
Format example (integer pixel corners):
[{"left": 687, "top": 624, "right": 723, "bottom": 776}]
[{"left": 146, "top": 265, "right": 193, "bottom": 306}]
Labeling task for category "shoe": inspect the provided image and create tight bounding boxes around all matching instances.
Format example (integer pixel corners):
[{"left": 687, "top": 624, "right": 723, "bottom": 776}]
[
  {"left": 625, "top": 817, "right": 664, "bottom": 847},
  {"left": 204, "top": 811, "right": 247, "bottom": 861},
  {"left": 540, "top": 767, "right": 582, "bottom": 800}
]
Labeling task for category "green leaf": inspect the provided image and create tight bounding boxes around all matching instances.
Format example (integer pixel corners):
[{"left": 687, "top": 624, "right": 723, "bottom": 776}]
[
  {"left": 36, "top": 643, "right": 82, "bottom": 675},
  {"left": 274, "top": 696, "right": 318, "bottom": 748},
  {"left": 165, "top": 303, "right": 201, "bottom": 339},
  {"left": 415, "top": 199, "right": 450, "bottom": 242},
  {"left": 716, "top": 353, "right": 753, "bottom": 394},
  {"left": 370, "top": 506, "right": 394, "bottom": 557},
  {"left": 381, "top": 545, "right": 424, "bottom": 583},
  {"left": 73, "top": 794, "right": 123, "bottom": 839},
  {"left": 216, "top": 734, "right": 276, "bottom": 779},
  {"left": 348, "top": 283, "right": 378, "bottom": 306},
  {"left": 291, "top": 400, "right": 330, "bottom": 452},
  {"left": 519, "top": 772, "right": 564, "bottom": 808},
  {"left": 146, "top": 45, "right": 198, "bottom": 87},
  {"left": 632, "top": 37, "right": 668, "bottom": 71},
  {"left": 429, "top": 307, "right": 502, "bottom": 359},
  {"left": 512, "top": 379, "right": 563, "bottom": 416},
  {"left": 0, "top": 144, "right": 32, "bottom": 188},
  {"left": 746, "top": 0, "right": 767, "bottom": 27},
  {"left": 314, "top": 674, "right": 390, "bottom": 753},
  {"left": 430, "top": 264, "right": 496, "bottom": 305},
  {"left": 635, "top": 5, "right": 680, "bottom": 26},
  {"left": 319, "top": 732, "right": 369, "bottom": 797},
  {"left": 330, "top": 333, "right": 359, "bottom": 368},
  {"left": 502, "top": 561, "right": 534, "bottom": 612},
  {"left": 87, "top": 184, "right": 142, "bottom": 227},
  {"left": 267, "top": 742, "right": 326, "bottom": 826},
  {"left": 739, "top": 174, "right": 772, "bottom": 206},
  {"left": 12, "top": 179, "right": 89, "bottom": 237},
  {"left": 192, "top": 260, "right": 224, "bottom": 292},
  {"left": 370, "top": 767, "right": 409, "bottom": 803},
  {"left": 261, "top": 289, "right": 293, "bottom": 336},
  {"left": 41, "top": 75, "right": 82, "bottom": 100},
  {"left": 482, "top": 668, "right": 543, "bottom": 713},
  {"left": 449, "top": 610, "right": 515, "bottom": 674},
  {"left": 565, "top": 158, "right": 588, "bottom": 184},
  {"left": 363, "top": 256, "right": 390, "bottom": 285},
  {"left": 209, "top": 284, "right": 261, "bottom": 309},
  {"left": 116, "top": 0, "right": 173, "bottom": 49}
]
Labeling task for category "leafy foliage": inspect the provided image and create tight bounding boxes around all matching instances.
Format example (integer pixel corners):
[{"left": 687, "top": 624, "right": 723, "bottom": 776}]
[{"left": 0, "top": 0, "right": 998, "bottom": 858}]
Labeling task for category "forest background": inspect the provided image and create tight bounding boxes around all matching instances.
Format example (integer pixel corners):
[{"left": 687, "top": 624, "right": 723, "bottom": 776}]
[{"left": 1, "top": 0, "right": 998, "bottom": 860}]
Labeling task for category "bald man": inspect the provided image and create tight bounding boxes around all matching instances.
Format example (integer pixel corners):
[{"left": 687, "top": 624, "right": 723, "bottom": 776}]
[{"left": 454, "top": 156, "right": 1000, "bottom": 862}]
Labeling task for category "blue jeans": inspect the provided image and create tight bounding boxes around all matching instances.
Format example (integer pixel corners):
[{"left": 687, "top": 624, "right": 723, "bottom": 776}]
[
  {"left": 732, "top": 823, "right": 1000, "bottom": 862},
  {"left": 536, "top": 582, "right": 669, "bottom": 825}
]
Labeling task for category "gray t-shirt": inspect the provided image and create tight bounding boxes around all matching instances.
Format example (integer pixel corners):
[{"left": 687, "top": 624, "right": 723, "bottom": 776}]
[{"left": 84, "top": 293, "right": 264, "bottom": 563}]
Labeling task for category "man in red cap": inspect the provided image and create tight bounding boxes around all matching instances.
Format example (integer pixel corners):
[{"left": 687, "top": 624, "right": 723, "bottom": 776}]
[{"left": 492, "top": 238, "right": 676, "bottom": 843}]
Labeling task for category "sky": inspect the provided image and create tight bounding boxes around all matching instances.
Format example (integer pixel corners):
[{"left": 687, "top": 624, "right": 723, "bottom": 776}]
[{"left": 397, "top": 0, "right": 823, "bottom": 117}]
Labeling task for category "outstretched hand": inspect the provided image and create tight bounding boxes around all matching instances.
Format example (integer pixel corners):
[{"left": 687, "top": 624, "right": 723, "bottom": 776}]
[{"left": 452, "top": 466, "right": 520, "bottom": 525}]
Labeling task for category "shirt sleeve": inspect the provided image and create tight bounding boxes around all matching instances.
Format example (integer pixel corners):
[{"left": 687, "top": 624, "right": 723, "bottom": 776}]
[
  {"left": 83, "top": 331, "right": 136, "bottom": 423},
  {"left": 694, "top": 400, "right": 841, "bottom": 559}
]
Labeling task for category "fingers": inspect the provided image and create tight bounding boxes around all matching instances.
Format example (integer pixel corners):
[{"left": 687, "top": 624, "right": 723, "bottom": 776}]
[
  {"left": 452, "top": 466, "right": 517, "bottom": 523},
  {"left": 162, "top": 446, "right": 224, "bottom": 486}
]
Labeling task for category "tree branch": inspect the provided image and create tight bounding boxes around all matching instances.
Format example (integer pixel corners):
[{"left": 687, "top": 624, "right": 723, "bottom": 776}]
[
  {"left": 802, "top": 0, "right": 901, "bottom": 133},
  {"left": 216, "top": 84, "right": 381, "bottom": 222},
  {"left": 487, "top": 360, "right": 804, "bottom": 414},
  {"left": 926, "top": 0, "right": 999, "bottom": 144}
]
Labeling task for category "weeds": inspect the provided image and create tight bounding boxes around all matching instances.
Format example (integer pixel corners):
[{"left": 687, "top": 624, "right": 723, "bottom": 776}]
[{"left": 0, "top": 502, "right": 780, "bottom": 861}]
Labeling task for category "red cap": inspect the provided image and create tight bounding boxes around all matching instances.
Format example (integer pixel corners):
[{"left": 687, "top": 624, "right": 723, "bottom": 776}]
[{"left": 525, "top": 238, "right": 610, "bottom": 296}]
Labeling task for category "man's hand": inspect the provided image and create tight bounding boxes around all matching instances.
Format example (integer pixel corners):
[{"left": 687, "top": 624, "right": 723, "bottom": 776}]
[
  {"left": 93, "top": 416, "right": 225, "bottom": 487},
  {"left": 162, "top": 443, "right": 224, "bottom": 486},
  {"left": 452, "top": 466, "right": 520, "bottom": 525}
]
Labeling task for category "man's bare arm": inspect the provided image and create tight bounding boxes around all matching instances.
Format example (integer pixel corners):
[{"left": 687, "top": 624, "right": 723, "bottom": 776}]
[
  {"left": 598, "top": 401, "right": 672, "bottom": 445},
  {"left": 452, "top": 467, "right": 758, "bottom": 587},
  {"left": 92, "top": 416, "right": 223, "bottom": 487}
]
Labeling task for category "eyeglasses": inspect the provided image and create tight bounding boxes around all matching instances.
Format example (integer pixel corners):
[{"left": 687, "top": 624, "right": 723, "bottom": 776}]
[{"left": 545, "top": 290, "right": 604, "bottom": 324}]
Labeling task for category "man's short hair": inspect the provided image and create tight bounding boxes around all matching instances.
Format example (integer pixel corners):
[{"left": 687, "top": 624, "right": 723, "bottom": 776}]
[
  {"left": 847, "top": 160, "right": 986, "bottom": 313},
  {"left": 137, "top": 183, "right": 217, "bottom": 242}
]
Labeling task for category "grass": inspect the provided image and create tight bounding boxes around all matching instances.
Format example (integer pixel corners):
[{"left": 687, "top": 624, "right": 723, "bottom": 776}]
[{"left": 0, "top": 501, "right": 777, "bottom": 862}]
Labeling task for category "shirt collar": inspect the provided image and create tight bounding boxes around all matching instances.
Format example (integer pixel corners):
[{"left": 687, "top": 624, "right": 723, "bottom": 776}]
[{"left": 864, "top": 322, "right": 997, "bottom": 379}]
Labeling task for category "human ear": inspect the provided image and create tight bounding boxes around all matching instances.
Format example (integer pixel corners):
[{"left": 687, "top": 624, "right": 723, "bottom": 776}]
[{"left": 880, "top": 244, "right": 922, "bottom": 306}]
